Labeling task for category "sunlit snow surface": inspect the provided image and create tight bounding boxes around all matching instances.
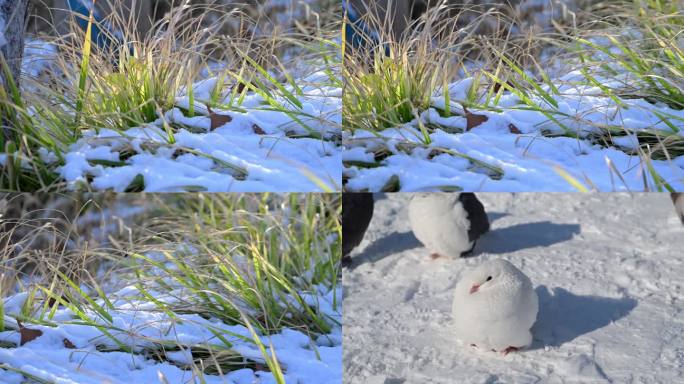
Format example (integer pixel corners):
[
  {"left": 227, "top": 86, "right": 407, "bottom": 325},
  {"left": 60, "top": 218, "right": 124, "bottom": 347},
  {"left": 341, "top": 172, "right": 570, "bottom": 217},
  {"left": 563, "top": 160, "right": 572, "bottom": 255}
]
[
  {"left": 59, "top": 73, "right": 341, "bottom": 192},
  {"left": 20, "top": 40, "right": 341, "bottom": 192},
  {"left": 0, "top": 284, "right": 341, "bottom": 384},
  {"left": 343, "top": 193, "right": 684, "bottom": 383},
  {"left": 343, "top": 78, "right": 684, "bottom": 191}
]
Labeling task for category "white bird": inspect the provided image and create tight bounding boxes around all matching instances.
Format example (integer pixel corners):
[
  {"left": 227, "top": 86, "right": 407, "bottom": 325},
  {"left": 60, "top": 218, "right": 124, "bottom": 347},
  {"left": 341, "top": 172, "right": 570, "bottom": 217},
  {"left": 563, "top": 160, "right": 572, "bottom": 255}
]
[
  {"left": 408, "top": 193, "right": 489, "bottom": 258},
  {"left": 452, "top": 259, "right": 538, "bottom": 354}
]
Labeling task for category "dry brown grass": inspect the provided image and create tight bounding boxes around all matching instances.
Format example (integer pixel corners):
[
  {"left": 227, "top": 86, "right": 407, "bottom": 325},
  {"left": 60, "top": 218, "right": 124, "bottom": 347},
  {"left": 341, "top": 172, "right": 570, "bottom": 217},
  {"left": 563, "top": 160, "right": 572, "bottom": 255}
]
[
  {"left": 343, "top": 2, "right": 540, "bottom": 133},
  {"left": 0, "top": 194, "right": 141, "bottom": 297},
  {"left": 26, "top": 0, "right": 339, "bottom": 58}
]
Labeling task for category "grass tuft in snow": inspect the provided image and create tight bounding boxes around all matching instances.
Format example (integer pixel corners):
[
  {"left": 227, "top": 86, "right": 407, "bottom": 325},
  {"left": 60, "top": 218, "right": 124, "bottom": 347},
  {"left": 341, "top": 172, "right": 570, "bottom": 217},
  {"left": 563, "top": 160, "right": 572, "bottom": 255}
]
[
  {"left": 2, "top": 0, "right": 342, "bottom": 192},
  {"left": 575, "top": 0, "right": 683, "bottom": 110},
  {"left": 130, "top": 194, "right": 340, "bottom": 335},
  {"left": 342, "top": 0, "right": 684, "bottom": 191},
  {"left": 343, "top": 3, "right": 495, "bottom": 134},
  {"left": 0, "top": 193, "right": 341, "bottom": 382},
  {"left": 53, "top": 2, "right": 236, "bottom": 136}
]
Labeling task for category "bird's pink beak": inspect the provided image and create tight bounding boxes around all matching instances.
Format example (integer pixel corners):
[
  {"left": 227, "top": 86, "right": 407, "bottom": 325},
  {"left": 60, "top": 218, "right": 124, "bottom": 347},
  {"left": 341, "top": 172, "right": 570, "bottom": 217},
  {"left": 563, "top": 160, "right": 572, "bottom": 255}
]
[{"left": 469, "top": 284, "right": 480, "bottom": 294}]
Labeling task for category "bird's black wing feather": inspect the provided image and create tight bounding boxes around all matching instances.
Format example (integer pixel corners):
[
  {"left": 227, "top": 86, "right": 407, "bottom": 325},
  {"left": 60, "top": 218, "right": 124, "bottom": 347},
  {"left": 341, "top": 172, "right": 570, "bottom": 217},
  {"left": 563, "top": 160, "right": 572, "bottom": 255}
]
[
  {"left": 459, "top": 193, "right": 490, "bottom": 243},
  {"left": 342, "top": 193, "right": 375, "bottom": 257}
]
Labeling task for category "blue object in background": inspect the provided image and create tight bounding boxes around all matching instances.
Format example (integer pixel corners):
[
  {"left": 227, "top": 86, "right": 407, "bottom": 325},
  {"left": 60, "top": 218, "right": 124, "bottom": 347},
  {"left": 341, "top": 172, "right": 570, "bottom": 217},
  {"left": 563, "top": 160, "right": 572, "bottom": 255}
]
[
  {"left": 343, "top": 1, "right": 371, "bottom": 50},
  {"left": 343, "top": 1, "right": 389, "bottom": 57},
  {"left": 67, "top": 0, "right": 120, "bottom": 50}
]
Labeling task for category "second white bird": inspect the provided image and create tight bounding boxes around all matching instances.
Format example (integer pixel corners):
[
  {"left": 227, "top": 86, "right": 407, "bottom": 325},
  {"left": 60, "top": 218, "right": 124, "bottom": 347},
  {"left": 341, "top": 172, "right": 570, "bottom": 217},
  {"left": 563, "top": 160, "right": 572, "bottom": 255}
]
[
  {"left": 408, "top": 193, "right": 489, "bottom": 258},
  {"left": 452, "top": 259, "right": 539, "bottom": 354}
]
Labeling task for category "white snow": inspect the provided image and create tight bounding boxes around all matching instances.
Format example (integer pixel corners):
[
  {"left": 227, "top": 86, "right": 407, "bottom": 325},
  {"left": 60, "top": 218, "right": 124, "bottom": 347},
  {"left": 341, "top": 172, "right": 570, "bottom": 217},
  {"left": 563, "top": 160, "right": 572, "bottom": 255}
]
[
  {"left": 0, "top": 283, "right": 341, "bottom": 384},
  {"left": 343, "top": 193, "right": 683, "bottom": 383},
  {"left": 55, "top": 72, "right": 341, "bottom": 192},
  {"left": 343, "top": 78, "right": 684, "bottom": 192},
  {"left": 21, "top": 39, "right": 57, "bottom": 78},
  {"left": 17, "top": 38, "right": 342, "bottom": 192}
]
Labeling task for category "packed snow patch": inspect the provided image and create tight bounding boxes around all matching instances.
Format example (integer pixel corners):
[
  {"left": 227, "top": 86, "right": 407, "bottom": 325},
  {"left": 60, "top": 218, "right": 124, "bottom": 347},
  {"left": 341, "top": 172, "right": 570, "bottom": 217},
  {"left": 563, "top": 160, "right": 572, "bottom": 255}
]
[{"left": 343, "top": 193, "right": 683, "bottom": 383}]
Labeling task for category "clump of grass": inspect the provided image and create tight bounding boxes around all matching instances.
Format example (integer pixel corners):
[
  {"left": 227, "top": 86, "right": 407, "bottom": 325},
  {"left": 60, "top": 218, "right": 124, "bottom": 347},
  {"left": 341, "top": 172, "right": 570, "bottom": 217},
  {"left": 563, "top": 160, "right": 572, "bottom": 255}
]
[
  {"left": 575, "top": 0, "right": 683, "bottom": 110},
  {"left": 474, "top": 0, "right": 683, "bottom": 189},
  {"left": 0, "top": 55, "right": 65, "bottom": 191},
  {"left": 343, "top": 1, "right": 542, "bottom": 134},
  {"left": 524, "top": 2, "right": 682, "bottom": 152},
  {"left": 344, "top": 3, "right": 458, "bottom": 133},
  {"left": 3, "top": 1, "right": 342, "bottom": 192},
  {"left": 2, "top": 1, "right": 227, "bottom": 191},
  {"left": 342, "top": 3, "right": 518, "bottom": 189},
  {"left": 1, "top": 194, "right": 340, "bottom": 382},
  {"left": 571, "top": 0, "right": 684, "bottom": 167},
  {"left": 49, "top": 1, "right": 238, "bottom": 134},
  {"left": 0, "top": 194, "right": 134, "bottom": 295},
  {"left": 134, "top": 194, "right": 340, "bottom": 334}
]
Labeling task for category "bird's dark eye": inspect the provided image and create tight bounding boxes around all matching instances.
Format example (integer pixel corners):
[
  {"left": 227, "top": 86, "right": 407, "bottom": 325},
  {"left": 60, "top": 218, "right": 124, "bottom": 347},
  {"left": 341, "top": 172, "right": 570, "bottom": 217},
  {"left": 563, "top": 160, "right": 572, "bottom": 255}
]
[{"left": 486, "top": 276, "right": 492, "bottom": 281}]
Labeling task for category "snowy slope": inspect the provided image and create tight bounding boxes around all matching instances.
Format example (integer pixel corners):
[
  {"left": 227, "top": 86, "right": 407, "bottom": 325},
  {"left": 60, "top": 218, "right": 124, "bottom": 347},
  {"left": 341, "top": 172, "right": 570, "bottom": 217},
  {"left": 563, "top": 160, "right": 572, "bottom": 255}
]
[{"left": 343, "top": 193, "right": 683, "bottom": 383}]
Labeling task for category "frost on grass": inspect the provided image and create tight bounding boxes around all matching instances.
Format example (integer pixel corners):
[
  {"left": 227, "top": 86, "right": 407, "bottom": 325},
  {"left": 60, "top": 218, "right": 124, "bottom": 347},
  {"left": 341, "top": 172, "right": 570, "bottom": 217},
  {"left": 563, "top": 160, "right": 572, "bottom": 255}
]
[
  {"left": 344, "top": 75, "right": 684, "bottom": 192},
  {"left": 0, "top": 262, "right": 341, "bottom": 384}
]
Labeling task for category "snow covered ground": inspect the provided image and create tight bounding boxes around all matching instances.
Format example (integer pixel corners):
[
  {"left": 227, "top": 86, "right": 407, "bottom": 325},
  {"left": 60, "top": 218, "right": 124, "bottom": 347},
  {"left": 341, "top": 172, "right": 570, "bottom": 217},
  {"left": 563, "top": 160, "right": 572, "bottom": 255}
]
[
  {"left": 343, "top": 77, "right": 684, "bottom": 192},
  {"left": 20, "top": 39, "right": 341, "bottom": 193},
  {"left": 343, "top": 193, "right": 683, "bottom": 383},
  {"left": 57, "top": 72, "right": 341, "bottom": 192},
  {"left": 0, "top": 194, "right": 342, "bottom": 383},
  {"left": 0, "top": 274, "right": 341, "bottom": 384}
]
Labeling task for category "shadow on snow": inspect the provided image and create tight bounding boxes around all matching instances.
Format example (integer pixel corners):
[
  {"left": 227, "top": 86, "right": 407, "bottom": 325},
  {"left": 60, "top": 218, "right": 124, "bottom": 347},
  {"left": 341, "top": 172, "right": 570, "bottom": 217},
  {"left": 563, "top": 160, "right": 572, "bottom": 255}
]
[
  {"left": 348, "top": 230, "right": 422, "bottom": 269},
  {"left": 531, "top": 285, "right": 637, "bottom": 349},
  {"left": 476, "top": 220, "right": 580, "bottom": 255},
  {"left": 348, "top": 218, "right": 580, "bottom": 268}
]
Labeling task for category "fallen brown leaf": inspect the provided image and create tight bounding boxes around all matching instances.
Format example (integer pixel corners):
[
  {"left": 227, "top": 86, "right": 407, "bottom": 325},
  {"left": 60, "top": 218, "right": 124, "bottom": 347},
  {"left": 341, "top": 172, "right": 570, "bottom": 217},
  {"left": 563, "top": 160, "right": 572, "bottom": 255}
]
[
  {"left": 252, "top": 124, "right": 266, "bottom": 135},
  {"left": 463, "top": 106, "right": 489, "bottom": 131},
  {"left": 492, "top": 80, "right": 517, "bottom": 93},
  {"left": 63, "top": 338, "right": 76, "bottom": 349},
  {"left": 171, "top": 148, "right": 192, "bottom": 159},
  {"left": 206, "top": 106, "right": 233, "bottom": 130},
  {"left": 46, "top": 295, "right": 70, "bottom": 308},
  {"left": 17, "top": 320, "right": 43, "bottom": 346},
  {"left": 508, "top": 123, "right": 521, "bottom": 134},
  {"left": 232, "top": 80, "right": 253, "bottom": 94},
  {"left": 253, "top": 363, "right": 272, "bottom": 372},
  {"left": 427, "top": 149, "right": 442, "bottom": 160}
]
